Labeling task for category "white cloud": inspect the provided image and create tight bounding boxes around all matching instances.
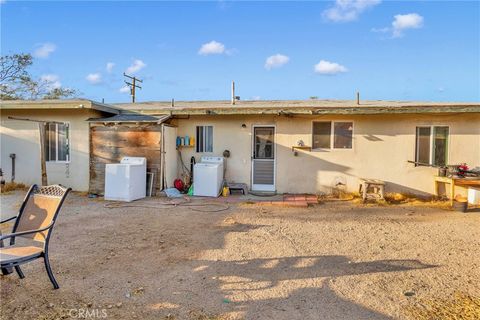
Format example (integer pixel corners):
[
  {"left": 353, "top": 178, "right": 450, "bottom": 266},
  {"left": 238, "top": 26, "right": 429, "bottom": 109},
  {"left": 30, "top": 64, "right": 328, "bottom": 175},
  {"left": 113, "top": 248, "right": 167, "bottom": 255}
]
[
  {"left": 119, "top": 85, "right": 130, "bottom": 94},
  {"left": 86, "top": 73, "right": 102, "bottom": 84},
  {"left": 323, "top": 0, "right": 381, "bottom": 22},
  {"left": 106, "top": 62, "right": 115, "bottom": 73},
  {"left": 392, "top": 13, "right": 424, "bottom": 37},
  {"left": 264, "top": 54, "right": 290, "bottom": 70},
  {"left": 373, "top": 13, "right": 424, "bottom": 38},
  {"left": 0, "top": 0, "right": 7, "bottom": 4},
  {"left": 251, "top": 96, "right": 262, "bottom": 101},
  {"left": 33, "top": 43, "right": 56, "bottom": 58},
  {"left": 314, "top": 60, "right": 348, "bottom": 75},
  {"left": 198, "top": 40, "right": 226, "bottom": 55},
  {"left": 125, "top": 59, "right": 146, "bottom": 74},
  {"left": 40, "top": 74, "right": 61, "bottom": 89}
]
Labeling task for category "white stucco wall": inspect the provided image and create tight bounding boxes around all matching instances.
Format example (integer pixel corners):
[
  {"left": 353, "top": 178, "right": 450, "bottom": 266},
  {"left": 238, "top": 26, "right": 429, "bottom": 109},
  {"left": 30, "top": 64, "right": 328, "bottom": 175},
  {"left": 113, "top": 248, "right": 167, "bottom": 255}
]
[
  {"left": 0, "top": 109, "right": 102, "bottom": 191},
  {"left": 173, "top": 113, "right": 480, "bottom": 196}
]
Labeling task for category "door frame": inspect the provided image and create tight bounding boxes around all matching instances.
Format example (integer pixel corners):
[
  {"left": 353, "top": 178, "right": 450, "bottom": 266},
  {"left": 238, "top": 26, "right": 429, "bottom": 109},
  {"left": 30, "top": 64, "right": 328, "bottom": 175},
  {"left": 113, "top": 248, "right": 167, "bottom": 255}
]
[{"left": 251, "top": 124, "right": 276, "bottom": 192}]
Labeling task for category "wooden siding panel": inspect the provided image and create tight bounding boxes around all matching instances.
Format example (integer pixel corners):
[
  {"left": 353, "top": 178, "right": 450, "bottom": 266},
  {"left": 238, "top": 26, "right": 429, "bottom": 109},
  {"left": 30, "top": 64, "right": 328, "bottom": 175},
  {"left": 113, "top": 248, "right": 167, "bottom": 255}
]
[{"left": 89, "top": 124, "right": 162, "bottom": 195}]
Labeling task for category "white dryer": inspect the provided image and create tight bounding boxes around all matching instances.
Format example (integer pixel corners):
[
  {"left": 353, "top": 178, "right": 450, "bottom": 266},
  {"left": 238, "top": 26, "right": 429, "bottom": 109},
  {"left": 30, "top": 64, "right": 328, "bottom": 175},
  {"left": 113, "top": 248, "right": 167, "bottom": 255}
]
[{"left": 193, "top": 156, "right": 224, "bottom": 197}]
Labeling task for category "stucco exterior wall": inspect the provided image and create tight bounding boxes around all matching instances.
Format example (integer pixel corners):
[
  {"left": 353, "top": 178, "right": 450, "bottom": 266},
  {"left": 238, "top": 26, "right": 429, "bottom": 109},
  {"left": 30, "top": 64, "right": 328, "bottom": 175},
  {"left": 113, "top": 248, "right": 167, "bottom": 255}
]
[
  {"left": 0, "top": 109, "right": 102, "bottom": 191},
  {"left": 173, "top": 113, "right": 480, "bottom": 196}
]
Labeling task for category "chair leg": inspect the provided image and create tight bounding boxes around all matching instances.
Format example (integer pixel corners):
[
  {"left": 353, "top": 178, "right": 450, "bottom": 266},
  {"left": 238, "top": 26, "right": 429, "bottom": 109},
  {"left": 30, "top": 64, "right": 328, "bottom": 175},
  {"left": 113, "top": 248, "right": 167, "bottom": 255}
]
[
  {"left": 15, "top": 266, "right": 25, "bottom": 279},
  {"left": 1, "top": 267, "right": 13, "bottom": 275},
  {"left": 44, "top": 254, "right": 59, "bottom": 289}
]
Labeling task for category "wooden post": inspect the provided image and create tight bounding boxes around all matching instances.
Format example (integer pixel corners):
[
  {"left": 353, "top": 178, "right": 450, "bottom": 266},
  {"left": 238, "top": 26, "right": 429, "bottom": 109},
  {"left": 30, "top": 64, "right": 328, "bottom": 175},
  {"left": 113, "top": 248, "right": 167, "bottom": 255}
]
[
  {"left": 132, "top": 77, "right": 136, "bottom": 103},
  {"left": 38, "top": 123, "right": 48, "bottom": 186}
]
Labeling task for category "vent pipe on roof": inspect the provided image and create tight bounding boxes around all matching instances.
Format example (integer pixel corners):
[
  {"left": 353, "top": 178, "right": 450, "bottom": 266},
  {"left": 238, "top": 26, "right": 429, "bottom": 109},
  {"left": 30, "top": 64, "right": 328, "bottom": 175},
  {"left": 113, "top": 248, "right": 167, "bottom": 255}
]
[
  {"left": 171, "top": 98, "right": 175, "bottom": 107},
  {"left": 356, "top": 91, "right": 360, "bottom": 105},
  {"left": 231, "top": 81, "right": 235, "bottom": 105}
]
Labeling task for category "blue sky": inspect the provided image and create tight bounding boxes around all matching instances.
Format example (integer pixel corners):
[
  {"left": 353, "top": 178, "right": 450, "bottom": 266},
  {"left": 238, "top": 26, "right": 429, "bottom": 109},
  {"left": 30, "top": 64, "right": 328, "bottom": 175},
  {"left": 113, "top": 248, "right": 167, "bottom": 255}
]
[{"left": 1, "top": 1, "right": 479, "bottom": 103}]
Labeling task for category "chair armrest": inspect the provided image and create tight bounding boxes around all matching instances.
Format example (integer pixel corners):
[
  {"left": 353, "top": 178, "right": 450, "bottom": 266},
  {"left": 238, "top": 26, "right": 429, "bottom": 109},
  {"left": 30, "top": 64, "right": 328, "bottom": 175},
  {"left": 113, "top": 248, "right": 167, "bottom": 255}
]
[
  {"left": 0, "top": 216, "right": 17, "bottom": 224},
  {"left": 0, "top": 222, "right": 54, "bottom": 241}
]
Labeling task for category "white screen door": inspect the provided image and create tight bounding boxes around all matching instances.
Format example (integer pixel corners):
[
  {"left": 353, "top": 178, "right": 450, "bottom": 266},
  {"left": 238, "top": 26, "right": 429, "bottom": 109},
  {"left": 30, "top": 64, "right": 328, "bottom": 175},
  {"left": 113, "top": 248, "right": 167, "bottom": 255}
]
[{"left": 252, "top": 126, "right": 275, "bottom": 192}]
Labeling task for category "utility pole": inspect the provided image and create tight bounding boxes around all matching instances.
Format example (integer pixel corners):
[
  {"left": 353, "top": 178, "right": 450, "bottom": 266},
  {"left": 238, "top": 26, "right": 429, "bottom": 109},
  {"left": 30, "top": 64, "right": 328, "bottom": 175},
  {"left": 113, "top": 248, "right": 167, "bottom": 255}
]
[{"left": 123, "top": 73, "right": 143, "bottom": 103}]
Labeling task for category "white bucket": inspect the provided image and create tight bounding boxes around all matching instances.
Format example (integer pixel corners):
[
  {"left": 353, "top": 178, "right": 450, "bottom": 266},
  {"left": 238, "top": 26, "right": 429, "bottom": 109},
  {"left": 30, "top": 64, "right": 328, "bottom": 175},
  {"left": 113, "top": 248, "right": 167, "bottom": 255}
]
[{"left": 467, "top": 188, "right": 480, "bottom": 205}]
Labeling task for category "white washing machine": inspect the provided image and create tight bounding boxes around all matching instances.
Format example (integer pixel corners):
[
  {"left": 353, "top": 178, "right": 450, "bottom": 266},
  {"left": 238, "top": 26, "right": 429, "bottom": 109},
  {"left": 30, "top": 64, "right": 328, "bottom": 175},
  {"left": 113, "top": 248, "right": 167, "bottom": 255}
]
[
  {"left": 193, "top": 156, "right": 224, "bottom": 197},
  {"left": 105, "top": 157, "right": 147, "bottom": 202}
]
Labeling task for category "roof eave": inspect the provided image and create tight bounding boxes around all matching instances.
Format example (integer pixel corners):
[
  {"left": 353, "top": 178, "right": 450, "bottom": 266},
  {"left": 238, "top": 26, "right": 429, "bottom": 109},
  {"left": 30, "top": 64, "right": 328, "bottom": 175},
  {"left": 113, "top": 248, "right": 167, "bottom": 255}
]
[
  {"left": 0, "top": 99, "right": 120, "bottom": 115},
  {"left": 129, "top": 105, "right": 480, "bottom": 116}
]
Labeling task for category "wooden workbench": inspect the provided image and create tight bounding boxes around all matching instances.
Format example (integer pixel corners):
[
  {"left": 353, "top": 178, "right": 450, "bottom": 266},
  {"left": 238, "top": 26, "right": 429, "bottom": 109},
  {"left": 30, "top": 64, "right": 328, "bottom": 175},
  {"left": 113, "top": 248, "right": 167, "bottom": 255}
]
[{"left": 434, "top": 176, "right": 480, "bottom": 205}]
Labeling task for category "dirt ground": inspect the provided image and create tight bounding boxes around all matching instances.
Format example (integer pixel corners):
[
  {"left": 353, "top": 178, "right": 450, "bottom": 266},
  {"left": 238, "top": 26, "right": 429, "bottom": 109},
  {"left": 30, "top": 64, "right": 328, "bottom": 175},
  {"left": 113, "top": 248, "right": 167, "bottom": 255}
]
[{"left": 1, "top": 191, "right": 479, "bottom": 320}]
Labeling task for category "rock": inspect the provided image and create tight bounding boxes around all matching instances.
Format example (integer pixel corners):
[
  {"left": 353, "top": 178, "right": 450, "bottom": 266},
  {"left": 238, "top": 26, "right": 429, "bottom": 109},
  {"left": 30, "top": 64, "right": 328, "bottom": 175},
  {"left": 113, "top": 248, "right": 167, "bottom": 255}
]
[
  {"left": 107, "top": 304, "right": 113, "bottom": 309},
  {"left": 48, "top": 303, "right": 55, "bottom": 308},
  {"left": 404, "top": 291, "right": 415, "bottom": 297},
  {"left": 87, "top": 302, "right": 93, "bottom": 308},
  {"left": 125, "top": 293, "right": 131, "bottom": 298},
  {"left": 116, "top": 302, "right": 122, "bottom": 308},
  {"left": 132, "top": 287, "right": 144, "bottom": 296}
]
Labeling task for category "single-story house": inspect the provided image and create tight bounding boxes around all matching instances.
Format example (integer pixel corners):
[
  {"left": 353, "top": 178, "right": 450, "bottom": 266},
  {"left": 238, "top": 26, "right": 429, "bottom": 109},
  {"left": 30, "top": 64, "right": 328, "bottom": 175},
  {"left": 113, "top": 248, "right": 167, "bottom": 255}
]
[{"left": 1, "top": 98, "right": 479, "bottom": 197}]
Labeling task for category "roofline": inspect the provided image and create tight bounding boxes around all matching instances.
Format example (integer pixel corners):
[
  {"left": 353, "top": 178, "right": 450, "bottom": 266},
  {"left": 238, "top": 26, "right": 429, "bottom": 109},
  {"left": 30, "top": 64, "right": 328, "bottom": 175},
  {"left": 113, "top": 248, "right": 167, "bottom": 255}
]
[
  {"left": 0, "top": 99, "right": 120, "bottom": 115},
  {"left": 119, "top": 104, "right": 480, "bottom": 116},
  {"left": 87, "top": 114, "right": 171, "bottom": 123}
]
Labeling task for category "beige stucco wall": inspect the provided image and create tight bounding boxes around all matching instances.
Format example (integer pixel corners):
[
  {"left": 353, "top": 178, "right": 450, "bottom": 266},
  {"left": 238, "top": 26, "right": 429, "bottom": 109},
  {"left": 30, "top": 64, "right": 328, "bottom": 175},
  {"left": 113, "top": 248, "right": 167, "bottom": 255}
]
[
  {"left": 0, "top": 109, "right": 103, "bottom": 191},
  {"left": 173, "top": 113, "right": 480, "bottom": 196}
]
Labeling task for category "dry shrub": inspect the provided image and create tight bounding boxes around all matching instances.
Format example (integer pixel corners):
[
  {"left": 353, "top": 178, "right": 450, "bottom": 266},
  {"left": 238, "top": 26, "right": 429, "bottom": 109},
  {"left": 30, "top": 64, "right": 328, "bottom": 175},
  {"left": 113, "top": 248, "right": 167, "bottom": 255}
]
[
  {"left": 0, "top": 182, "right": 28, "bottom": 193},
  {"left": 384, "top": 192, "right": 419, "bottom": 204},
  {"left": 348, "top": 192, "right": 451, "bottom": 209},
  {"left": 329, "top": 188, "right": 359, "bottom": 201},
  {"left": 405, "top": 292, "right": 480, "bottom": 320}
]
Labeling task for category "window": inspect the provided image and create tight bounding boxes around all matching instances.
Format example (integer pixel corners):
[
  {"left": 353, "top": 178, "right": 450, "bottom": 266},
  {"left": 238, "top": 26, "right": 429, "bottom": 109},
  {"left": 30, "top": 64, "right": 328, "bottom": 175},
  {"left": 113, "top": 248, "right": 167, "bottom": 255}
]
[
  {"left": 196, "top": 125, "right": 213, "bottom": 153},
  {"left": 334, "top": 122, "right": 353, "bottom": 149},
  {"left": 45, "top": 123, "right": 70, "bottom": 162},
  {"left": 415, "top": 126, "right": 449, "bottom": 166},
  {"left": 312, "top": 121, "right": 353, "bottom": 149},
  {"left": 312, "top": 122, "right": 331, "bottom": 149}
]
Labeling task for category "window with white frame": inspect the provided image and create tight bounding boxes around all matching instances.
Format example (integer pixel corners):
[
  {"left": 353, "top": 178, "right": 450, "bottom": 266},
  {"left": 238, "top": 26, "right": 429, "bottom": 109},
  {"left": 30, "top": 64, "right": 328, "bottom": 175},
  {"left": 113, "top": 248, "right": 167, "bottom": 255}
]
[
  {"left": 196, "top": 125, "right": 213, "bottom": 153},
  {"left": 415, "top": 126, "right": 449, "bottom": 166},
  {"left": 45, "top": 123, "right": 70, "bottom": 162},
  {"left": 312, "top": 121, "right": 353, "bottom": 149}
]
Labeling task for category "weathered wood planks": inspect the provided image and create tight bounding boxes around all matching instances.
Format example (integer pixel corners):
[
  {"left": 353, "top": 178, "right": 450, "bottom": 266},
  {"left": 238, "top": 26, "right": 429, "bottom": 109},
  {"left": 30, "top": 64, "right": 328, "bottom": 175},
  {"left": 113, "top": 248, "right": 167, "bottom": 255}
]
[{"left": 89, "top": 124, "right": 162, "bottom": 195}]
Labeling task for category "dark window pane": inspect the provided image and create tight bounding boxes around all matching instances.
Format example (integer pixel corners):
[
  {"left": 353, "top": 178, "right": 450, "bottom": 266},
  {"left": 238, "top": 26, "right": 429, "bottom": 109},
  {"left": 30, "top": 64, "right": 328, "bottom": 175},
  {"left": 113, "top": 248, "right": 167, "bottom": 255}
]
[
  {"left": 48, "top": 123, "right": 57, "bottom": 161},
  {"left": 416, "top": 127, "right": 431, "bottom": 165},
  {"left": 433, "top": 126, "right": 448, "bottom": 166},
  {"left": 206, "top": 126, "right": 213, "bottom": 152},
  {"left": 196, "top": 126, "right": 203, "bottom": 152},
  {"left": 312, "top": 122, "right": 331, "bottom": 149},
  {"left": 334, "top": 122, "right": 353, "bottom": 149},
  {"left": 57, "top": 124, "right": 68, "bottom": 161}
]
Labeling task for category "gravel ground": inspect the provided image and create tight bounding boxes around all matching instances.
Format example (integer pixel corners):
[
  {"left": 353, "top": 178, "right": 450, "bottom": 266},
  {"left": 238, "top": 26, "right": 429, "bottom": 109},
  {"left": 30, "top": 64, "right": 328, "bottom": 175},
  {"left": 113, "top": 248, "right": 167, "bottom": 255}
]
[{"left": 1, "top": 191, "right": 479, "bottom": 320}]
